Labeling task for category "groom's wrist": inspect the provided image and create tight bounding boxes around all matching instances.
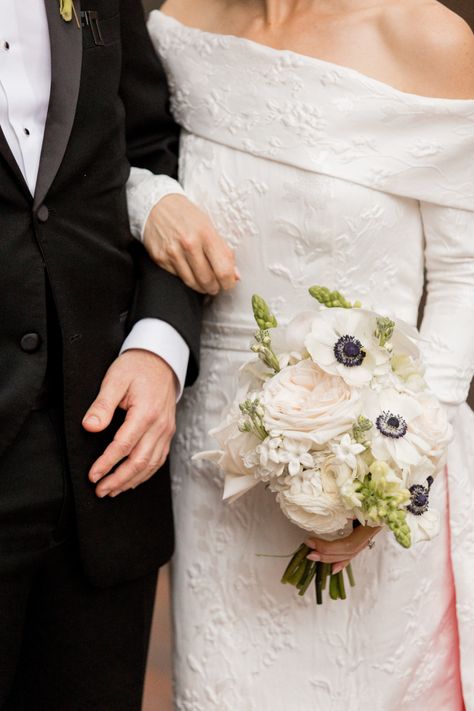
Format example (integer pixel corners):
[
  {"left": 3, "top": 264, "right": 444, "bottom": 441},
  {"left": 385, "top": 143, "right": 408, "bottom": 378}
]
[{"left": 120, "top": 318, "right": 190, "bottom": 400}]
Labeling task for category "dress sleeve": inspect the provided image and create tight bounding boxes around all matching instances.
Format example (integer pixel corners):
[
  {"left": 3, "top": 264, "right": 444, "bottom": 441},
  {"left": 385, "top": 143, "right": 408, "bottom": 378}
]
[
  {"left": 419, "top": 202, "right": 474, "bottom": 414},
  {"left": 126, "top": 167, "right": 185, "bottom": 242}
]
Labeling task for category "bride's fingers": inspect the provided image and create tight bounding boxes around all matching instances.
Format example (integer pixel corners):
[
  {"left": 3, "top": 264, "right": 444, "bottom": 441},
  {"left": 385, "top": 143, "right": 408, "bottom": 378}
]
[
  {"left": 203, "top": 238, "right": 239, "bottom": 291},
  {"left": 306, "top": 526, "right": 381, "bottom": 555},
  {"left": 169, "top": 248, "right": 208, "bottom": 294},
  {"left": 332, "top": 560, "right": 351, "bottom": 575},
  {"left": 184, "top": 244, "right": 220, "bottom": 295},
  {"left": 307, "top": 551, "right": 359, "bottom": 564}
]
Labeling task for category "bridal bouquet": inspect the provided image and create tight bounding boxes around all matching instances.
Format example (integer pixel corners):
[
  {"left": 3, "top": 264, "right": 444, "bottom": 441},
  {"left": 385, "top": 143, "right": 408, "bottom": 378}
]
[{"left": 197, "top": 287, "right": 452, "bottom": 603}]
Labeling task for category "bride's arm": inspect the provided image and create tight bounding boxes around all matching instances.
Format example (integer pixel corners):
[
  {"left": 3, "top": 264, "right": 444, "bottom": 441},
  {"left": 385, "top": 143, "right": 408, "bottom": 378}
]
[{"left": 419, "top": 203, "right": 474, "bottom": 418}]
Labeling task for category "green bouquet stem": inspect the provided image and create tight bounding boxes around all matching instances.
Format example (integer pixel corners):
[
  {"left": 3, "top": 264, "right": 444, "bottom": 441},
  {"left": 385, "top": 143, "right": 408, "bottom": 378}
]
[{"left": 281, "top": 545, "right": 357, "bottom": 605}]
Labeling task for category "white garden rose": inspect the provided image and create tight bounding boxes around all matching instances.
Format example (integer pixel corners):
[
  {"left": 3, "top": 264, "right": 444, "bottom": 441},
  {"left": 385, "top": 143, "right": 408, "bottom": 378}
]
[
  {"left": 260, "top": 359, "right": 360, "bottom": 445},
  {"left": 276, "top": 469, "right": 350, "bottom": 536},
  {"left": 409, "top": 393, "right": 453, "bottom": 468}
]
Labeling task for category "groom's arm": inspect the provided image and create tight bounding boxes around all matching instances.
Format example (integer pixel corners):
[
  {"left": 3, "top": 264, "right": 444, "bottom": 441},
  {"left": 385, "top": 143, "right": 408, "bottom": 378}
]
[
  {"left": 119, "top": 0, "right": 203, "bottom": 389},
  {"left": 82, "top": 0, "right": 202, "bottom": 499}
]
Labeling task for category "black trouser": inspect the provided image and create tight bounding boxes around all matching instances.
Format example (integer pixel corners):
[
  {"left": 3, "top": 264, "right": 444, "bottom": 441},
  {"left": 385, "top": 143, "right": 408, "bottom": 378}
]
[{"left": 0, "top": 408, "right": 158, "bottom": 710}]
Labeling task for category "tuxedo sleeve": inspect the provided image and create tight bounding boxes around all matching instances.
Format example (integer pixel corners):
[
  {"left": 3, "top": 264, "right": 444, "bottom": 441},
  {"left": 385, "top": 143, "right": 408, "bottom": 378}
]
[{"left": 119, "top": 0, "right": 202, "bottom": 386}]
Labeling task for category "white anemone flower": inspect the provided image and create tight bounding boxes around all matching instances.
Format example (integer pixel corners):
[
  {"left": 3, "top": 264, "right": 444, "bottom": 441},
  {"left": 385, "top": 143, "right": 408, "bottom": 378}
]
[
  {"left": 406, "top": 508, "right": 441, "bottom": 543},
  {"left": 364, "top": 389, "right": 425, "bottom": 466},
  {"left": 403, "top": 459, "right": 440, "bottom": 543},
  {"left": 304, "top": 308, "right": 390, "bottom": 387}
]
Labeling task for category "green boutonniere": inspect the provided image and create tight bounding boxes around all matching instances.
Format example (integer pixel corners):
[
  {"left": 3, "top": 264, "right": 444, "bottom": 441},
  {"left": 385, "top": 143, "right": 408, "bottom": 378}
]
[
  {"left": 59, "top": 0, "right": 73, "bottom": 21},
  {"left": 59, "top": 0, "right": 80, "bottom": 27}
]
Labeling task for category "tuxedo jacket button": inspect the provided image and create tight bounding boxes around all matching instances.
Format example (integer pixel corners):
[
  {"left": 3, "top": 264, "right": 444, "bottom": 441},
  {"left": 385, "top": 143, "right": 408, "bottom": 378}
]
[
  {"left": 20, "top": 333, "right": 42, "bottom": 353},
  {"left": 37, "top": 205, "right": 49, "bottom": 223}
]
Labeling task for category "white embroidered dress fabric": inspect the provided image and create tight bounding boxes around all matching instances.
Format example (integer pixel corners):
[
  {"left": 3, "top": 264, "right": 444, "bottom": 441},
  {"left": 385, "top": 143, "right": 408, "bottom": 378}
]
[{"left": 135, "top": 12, "right": 474, "bottom": 710}]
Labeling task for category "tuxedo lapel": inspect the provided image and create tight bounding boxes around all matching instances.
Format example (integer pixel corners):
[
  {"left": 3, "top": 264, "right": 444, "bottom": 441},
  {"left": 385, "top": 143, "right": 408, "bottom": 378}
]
[
  {"left": 0, "top": 126, "right": 31, "bottom": 198},
  {"left": 34, "top": 0, "right": 83, "bottom": 209}
]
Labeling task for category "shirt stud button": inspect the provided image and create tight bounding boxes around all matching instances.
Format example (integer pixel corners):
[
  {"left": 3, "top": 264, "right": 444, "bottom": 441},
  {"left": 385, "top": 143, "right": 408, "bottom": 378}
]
[
  {"left": 24, "top": 128, "right": 30, "bottom": 136},
  {"left": 3, "top": 41, "right": 10, "bottom": 50}
]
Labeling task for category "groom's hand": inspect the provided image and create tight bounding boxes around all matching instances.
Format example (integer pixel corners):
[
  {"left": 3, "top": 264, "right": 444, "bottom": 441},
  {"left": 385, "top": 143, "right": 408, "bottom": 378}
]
[{"left": 83, "top": 350, "right": 177, "bottom": 498}]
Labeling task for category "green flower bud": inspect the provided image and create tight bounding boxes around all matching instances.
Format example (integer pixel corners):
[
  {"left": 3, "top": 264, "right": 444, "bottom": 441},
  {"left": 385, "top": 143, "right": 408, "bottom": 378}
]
[
  {"left": 309, "top": 286, "right": 360, "bottom": 310},
  {"left": 375, "top": 317, "right": 395, "bottom": 348},
  {"left": 252, "top": 295, "right": 278, "bottom": 330}
]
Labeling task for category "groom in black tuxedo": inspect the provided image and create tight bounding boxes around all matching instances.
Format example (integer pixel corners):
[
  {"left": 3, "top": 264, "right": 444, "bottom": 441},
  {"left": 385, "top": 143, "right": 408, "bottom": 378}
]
[{"left": 0, "top": 1, "right": 202, "bottom": 708}]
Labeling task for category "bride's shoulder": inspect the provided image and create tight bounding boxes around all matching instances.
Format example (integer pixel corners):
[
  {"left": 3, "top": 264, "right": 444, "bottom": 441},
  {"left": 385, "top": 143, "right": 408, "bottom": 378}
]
[
  {"left": 381, "top": 0, "right": 474, "bottom": 98},
  {"left": 159, "top": 0, "right": 222, "bottom": 29}
]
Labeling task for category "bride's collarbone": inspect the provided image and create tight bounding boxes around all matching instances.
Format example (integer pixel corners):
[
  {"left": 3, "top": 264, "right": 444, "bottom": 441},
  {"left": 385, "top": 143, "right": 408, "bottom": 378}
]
[{"left": 160, "top": 0, "right": 474, "bottom": 100}]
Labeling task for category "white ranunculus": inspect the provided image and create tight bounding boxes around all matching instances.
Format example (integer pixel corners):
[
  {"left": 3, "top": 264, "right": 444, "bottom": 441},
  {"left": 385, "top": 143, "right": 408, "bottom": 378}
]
[
  {"left": 409, "top": 393, "right": 453, "bottom": 469},
  {"left": 305, "top": 308, "right": 390, "bottom": 387},
  {"left": 363, "top": 389, "right": 425, "bottom": 466},
  {"left": 260, "top": 359, "right": 360, "bottom": 445},
  {"left": 319, "top": 454, "right": 365, "bottom": 510},
  {"left": 276, "top": 469, "right": 350, "bottom": 536}
]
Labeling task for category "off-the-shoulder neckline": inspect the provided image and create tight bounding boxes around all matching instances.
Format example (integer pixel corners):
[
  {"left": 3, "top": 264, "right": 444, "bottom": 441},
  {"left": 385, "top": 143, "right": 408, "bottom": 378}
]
[{"left": 152, "top": 10, "right": 474, "bottom": 106}]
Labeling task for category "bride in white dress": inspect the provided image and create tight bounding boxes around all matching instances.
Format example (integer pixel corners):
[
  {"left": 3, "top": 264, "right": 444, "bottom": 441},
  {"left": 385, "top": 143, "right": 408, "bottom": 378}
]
[{"left": 129, "top": 1, "right": 474, "bottom": 708}]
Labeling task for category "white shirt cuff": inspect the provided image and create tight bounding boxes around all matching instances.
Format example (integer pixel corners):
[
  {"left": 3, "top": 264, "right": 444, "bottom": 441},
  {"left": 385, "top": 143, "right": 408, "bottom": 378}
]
[
  {"left": 120, "top": 319, "right": 190, "bottom": 400},
  {"left": 126, "top": 167, "right": 185, "bottom": 242}
]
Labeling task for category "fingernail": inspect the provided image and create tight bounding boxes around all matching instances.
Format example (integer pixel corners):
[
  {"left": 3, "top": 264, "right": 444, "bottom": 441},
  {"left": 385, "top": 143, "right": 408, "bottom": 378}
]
[
  {"left": 307, "top": 553, "right": 321, "bottom": 562},
  {"left": 332, "top": 564, "right": 343, "bottom": 575},
  {"left": 305, "top": 539, "right": 317, "bottom": 549},
  {"left": 110, "top": 490, "right": 122, "bottom": 498},
  {"left": 98, "top": 489, "right": 109, "bottom": 499},
  {"left": 84, "top": 414, "right": 100, "bottom": 426},
  {"left": 234, "top": 267, "right": 241, "bottom": 280}
]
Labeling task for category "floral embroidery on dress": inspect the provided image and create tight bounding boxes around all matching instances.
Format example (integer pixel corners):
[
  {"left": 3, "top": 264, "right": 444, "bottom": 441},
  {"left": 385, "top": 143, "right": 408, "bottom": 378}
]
[{"left": 139, "top": 11, "right": 474, "bottom": 710}]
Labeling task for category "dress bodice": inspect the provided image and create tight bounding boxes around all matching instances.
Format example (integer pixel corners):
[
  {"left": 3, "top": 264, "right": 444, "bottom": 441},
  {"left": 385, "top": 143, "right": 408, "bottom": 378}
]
[{"left": 147, "top": 11, "right": 474, "bottom": 409}]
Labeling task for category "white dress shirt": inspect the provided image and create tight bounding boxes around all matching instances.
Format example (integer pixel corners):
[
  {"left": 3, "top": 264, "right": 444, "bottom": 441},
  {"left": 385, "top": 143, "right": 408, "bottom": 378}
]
[{"left": 0, "top": 0, "right": 189, "bottom": 397}]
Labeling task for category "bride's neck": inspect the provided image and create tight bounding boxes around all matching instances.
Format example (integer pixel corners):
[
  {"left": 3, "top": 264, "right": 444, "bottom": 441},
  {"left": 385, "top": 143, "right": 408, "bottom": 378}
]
[{"left": 254, "top": 0, "right": 378, "bottom": 25}]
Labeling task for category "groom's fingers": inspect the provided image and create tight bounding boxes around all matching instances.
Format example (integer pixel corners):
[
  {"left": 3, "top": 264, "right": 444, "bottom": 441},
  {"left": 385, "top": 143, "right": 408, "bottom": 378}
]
[
  {"left": 88, "top": 405, "right": 152, "bottom": 485},
  {"left": 96, "top": 417, "right": 173, "bottom": 497},
  {"left": 82, "top": 374, "right": 127, "bottom": 433}
]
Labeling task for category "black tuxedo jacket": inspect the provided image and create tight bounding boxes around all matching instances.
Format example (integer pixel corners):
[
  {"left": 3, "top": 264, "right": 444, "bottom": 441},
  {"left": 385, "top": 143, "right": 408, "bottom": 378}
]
[{"left": 0, "top": 0, "right": 202, "bottom": 586}]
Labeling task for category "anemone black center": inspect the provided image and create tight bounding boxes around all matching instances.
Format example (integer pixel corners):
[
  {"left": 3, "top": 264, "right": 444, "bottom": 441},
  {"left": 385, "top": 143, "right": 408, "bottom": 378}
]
[
  {"left": 343, "top": 341, "right": 360, "bottom": 358},
  {"left": 407, "top": 483, "right": 431, "bottom": 516},
  {"left": 334, "top": 335, "right": 366, "bottom": 368},
  {"left": 376, "top": 411, "right": 408, "bottom": 439}
]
